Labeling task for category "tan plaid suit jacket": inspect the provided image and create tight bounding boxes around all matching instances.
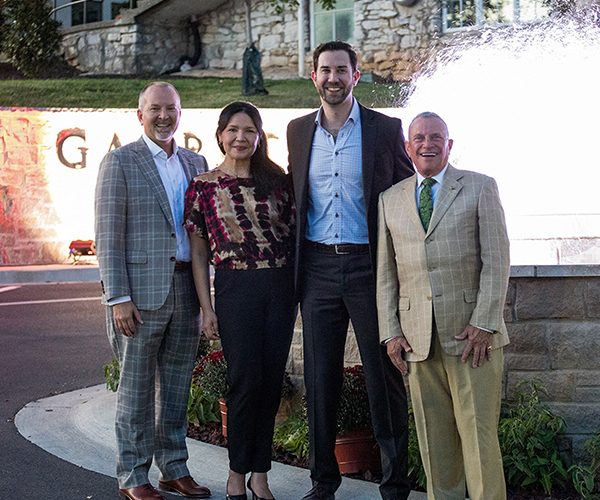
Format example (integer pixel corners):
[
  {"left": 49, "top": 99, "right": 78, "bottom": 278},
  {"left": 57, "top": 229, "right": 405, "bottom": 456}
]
[
  {"left": 376, "top": 165, "right": 510, "bottom": 361},
  {"left": 95, "top": 137, "right": 208, "bottom": 310}
]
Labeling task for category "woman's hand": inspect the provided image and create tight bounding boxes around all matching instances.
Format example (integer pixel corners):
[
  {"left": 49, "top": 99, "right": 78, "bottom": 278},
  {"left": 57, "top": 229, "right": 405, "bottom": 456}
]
[{"left": 201, "top": 310, "right": 219, "bottom": 340}]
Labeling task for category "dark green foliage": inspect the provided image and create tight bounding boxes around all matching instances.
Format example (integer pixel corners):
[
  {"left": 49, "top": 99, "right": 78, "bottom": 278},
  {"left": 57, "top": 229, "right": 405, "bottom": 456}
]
[
  {"left": 336, "top": 364, "right": 372, "bottom": 434},
  {"left": 569, "top": 428, "right": 600, "bottom": 498},
  {"left": 187, "top": 384, "right": 220, "bottom": 426},
  {"left": 407, "top": 404, "right": 426, "bottom": 490},
  {"left": 273, "top": 403, "right": 310, "bottom": 459},
  {"left": 193, "top": 349, "right": 228, "bottom": 400},
  {"left": 103, "top": 358, "right": 120, "bottom": 392},
  {"left": 499, "top": 379, "right": 569, "bottom": 495},
  {"left": 266, "top": 0, "right": 336, "bottom": 15},
  {"left": 0, "top": 0, "right": 62, "bottom": 77}
]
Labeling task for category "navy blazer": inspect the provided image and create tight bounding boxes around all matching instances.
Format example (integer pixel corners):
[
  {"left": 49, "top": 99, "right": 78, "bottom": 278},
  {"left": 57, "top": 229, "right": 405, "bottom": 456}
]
[{"left": 286, "top": 103, "right": 414, "bottom": 292}]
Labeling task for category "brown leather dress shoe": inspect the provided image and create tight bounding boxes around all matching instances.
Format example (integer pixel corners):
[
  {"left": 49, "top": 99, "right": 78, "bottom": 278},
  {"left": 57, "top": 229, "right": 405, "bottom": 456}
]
[
  {"left": 158, "top": 476, "right": 212, "bottom": 498},
  {"left": 119, "top": 484, "right": 166, "bottom": 500}
]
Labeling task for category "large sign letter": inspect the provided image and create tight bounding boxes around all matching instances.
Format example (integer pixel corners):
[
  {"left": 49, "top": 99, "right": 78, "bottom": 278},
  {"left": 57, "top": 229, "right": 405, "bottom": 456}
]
[{"left": 56, "top": 128, "right": 88, "bottom": 169}]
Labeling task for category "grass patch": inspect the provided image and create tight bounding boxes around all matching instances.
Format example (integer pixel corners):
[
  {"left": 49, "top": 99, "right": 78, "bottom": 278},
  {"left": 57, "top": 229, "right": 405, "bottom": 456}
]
[{"left": 0, "top": 76, "right": 409, "bottom": 109}]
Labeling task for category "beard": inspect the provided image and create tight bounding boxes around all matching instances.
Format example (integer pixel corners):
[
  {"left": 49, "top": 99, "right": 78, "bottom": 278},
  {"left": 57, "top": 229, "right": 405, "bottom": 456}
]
[{"left": 317, "top": 83, "right": 352, "bottom": 105}]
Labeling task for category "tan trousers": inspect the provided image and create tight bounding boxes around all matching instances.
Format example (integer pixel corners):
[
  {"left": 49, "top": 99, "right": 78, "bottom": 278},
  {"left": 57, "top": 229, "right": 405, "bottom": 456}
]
[{"left": 408, "top": 334, "right": 506, "bottom": 500}]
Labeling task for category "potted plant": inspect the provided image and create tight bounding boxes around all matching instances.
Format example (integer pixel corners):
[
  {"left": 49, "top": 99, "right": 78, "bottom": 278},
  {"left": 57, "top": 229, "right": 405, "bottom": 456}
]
[
  {"left": 192, "top": 349, "right": 297, "bottom": 438},
  {"left": 192, "top": 349, "right": 229, "bottom": 436},
  {"left": 334, "top": 364, "right": 381, "bottom": 475}
]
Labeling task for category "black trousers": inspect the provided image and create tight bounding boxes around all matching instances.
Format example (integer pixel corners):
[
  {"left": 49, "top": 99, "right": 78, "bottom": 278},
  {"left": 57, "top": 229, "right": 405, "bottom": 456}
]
[
  {"left": 215, "top": 267, "right": 296, "bottom": 474},
  {"left": 300, "top": 246, "right": 410, "bottom": 500}
]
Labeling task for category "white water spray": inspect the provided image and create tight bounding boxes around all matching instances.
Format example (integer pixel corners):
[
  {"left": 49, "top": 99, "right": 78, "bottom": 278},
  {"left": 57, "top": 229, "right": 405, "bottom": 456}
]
[{"left": 402, "top": 12, "right": 600, "bottom": 264}]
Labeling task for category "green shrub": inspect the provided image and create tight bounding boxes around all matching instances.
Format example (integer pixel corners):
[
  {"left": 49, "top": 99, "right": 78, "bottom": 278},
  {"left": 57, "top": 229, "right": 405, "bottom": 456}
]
[
  {"left": 193, "top": 349, "right": 228, "bottom": 399},
  {"left": 569, "top": 427, "right": 600, "bottom": 498},
  {"left": 407, "top": 404, "right": 426, "bottom": 490},
  {"left": 0, "top": 0, "right": 62, "bottom": 77},
  {"left": 187, "top": 384, "right": 220, "bottom": 426},
  {"left": 103, "top": 358, "right": 120, "bottom": 392},
  {"left": 337, "top": 364, "right": 372, "bottom": 434},
  {"left": 273, "top": 404, "right": 310, "bottom": 459},
  {"left": 499, "top": 379, "right": 569, "bottom": 495}
]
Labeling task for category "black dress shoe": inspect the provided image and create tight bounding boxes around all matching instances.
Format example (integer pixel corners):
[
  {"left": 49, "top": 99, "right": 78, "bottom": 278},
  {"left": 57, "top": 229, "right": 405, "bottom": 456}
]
[
  {"left": 226, "top": 495, "right": 248, "bottom": 500},
  {"left": 247, "top": 478, "right": 274, "bottom": 500},
  {"left": 301, "top": 484, "right": 335, "bottom": 500}
]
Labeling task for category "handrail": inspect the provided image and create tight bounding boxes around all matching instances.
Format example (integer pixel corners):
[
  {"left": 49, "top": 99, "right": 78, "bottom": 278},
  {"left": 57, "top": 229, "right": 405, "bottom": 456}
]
[{"left": 49, "top": 0, "right": 136, "bottom": 25}]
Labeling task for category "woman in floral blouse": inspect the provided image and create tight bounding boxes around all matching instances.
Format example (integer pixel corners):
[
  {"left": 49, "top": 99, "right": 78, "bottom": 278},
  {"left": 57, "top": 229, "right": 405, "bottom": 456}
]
[{"left": 184, "top": 101, "right": 295, "bottom": 500}]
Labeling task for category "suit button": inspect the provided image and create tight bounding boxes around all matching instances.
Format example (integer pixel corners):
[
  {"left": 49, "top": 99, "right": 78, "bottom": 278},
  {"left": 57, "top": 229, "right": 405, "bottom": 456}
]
[
  {"left": 170, "top": 256, "right": 176, "bottom": 261},
  {"left": 427, "top": 295, "right": 432, "bottom": 301},
  {"left": 171, "top": 233, "right": 176, "bottom": 238}
]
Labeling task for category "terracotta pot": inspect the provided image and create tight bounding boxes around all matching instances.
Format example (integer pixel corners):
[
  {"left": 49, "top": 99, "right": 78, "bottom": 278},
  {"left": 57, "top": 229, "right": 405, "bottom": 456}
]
[
  {"left": 334, "top": 429, "right": 381, "bottom": 475},
  {"left": 218, "top": 398, "right": 228, "bottom": 439}
]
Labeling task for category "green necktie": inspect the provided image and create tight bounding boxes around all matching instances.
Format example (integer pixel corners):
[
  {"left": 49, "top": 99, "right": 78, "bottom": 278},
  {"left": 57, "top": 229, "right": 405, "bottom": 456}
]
[{"left": 419, "top": 177, "right": 436, "bottom": 230}]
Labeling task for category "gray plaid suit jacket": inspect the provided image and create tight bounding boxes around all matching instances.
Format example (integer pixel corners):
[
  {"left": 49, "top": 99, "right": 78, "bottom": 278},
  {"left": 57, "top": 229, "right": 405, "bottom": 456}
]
[
  {"left": 376, "top": 165, "right": 510, "bottom": 361},
  {"left": 95, "top": 137, "right": 208, "bottom": 310}
]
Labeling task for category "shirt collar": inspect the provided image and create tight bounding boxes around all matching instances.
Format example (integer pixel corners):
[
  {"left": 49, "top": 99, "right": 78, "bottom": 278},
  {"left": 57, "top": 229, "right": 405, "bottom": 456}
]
[
  {"left": 142, "top": 133, "right": 178, "bottom": 159},
  {"left": 416, "top": 164, "right": 448, "bottom": 187},
  {"left": 314, "top": 98, "right": 360, "bottom": 128}
]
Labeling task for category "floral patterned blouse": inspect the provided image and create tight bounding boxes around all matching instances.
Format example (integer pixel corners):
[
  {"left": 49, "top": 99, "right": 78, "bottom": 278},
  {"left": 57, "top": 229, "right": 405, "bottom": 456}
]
[{"left": 184, "top": 169, "right": 295, "bottom": 270}]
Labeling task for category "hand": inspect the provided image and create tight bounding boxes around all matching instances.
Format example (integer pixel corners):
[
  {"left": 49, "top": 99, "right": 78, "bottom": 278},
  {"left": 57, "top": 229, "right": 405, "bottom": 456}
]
[
  {"left": 386, "top": 336, "right": 413, "bottom": 376},
  {"left": 201, "top": 310, "right": 219, "bottom": 340},
  {"left": 112, "top": 301, "right": 143, "bottom": 337},
  {"left": 455, "top": 325, "right": 493, "bottom": 368}
]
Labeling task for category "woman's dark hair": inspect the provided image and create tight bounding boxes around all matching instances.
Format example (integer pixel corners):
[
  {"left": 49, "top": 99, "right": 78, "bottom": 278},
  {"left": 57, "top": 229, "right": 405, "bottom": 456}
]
[{"left": 216, "top": 101, "right": 287, "bottom": 198}]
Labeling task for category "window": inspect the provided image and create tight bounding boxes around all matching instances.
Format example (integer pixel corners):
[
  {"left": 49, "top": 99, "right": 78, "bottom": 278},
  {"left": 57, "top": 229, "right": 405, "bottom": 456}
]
[
  {"left": 443, "top": 0, "right": 548, "bottom": 30},
  {"left": 311, "top": 0, "right": 354, "bottom": 47},
  {"left": 71, "top": 0, "right": 103, "bottom": 26}
]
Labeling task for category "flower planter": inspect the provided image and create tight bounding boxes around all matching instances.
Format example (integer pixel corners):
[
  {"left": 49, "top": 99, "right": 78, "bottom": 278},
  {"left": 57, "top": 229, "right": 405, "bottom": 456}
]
[
  {"left": 219, "top": 397, "right": 228, "bottom": 439},
  {"left": 334, "top": 429, "right": 381, "bottom": 475}
]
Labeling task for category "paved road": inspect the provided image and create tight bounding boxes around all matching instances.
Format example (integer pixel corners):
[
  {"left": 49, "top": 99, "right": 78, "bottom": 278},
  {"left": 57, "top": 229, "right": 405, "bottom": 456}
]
[{"left": 0, "top": 282, "right": 116, "bottom": 500}]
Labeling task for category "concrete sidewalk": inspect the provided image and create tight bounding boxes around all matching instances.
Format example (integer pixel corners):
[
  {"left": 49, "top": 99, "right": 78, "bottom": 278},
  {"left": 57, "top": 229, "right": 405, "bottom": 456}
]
[
  {"left": 5, "top": 264, "right": 426, "bottom": 499},
  {"left": 0, "top": 263, "right": 100, "bottom": 285},
  {"left": 15, "top": 385, "right": 425, "bottom": 499}
]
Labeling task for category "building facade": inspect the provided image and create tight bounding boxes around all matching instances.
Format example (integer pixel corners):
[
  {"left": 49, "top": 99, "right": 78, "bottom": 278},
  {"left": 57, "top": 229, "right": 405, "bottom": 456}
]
[{"left": 56, "top": 0, "right": 549, "bottom": 80}]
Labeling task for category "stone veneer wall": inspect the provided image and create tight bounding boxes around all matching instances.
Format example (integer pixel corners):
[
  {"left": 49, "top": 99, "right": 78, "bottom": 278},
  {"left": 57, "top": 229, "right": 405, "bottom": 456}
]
[
  {"left": 198, "top": 0, "right": 439, "bottom": 81},
  {"left": 60, "top": 18, "right": 192, "bottom": 75},
  {"left": 288, "top": 265, "right": 600, "bottom": 460},
  {"left": 57, "top": 0, "right": 441, "bottom": 79},
  {"left": 0, "top": 112, "right": 63, "bottom": 264}
]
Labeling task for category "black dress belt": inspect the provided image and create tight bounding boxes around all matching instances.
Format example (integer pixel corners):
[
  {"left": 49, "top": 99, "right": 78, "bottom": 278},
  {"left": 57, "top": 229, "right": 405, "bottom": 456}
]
[
  {"left": 304, "top": 240, "right": 370, "bottom": 255},
  {"left": 174, "top": 261, "right": 192, "bottom": 272}
]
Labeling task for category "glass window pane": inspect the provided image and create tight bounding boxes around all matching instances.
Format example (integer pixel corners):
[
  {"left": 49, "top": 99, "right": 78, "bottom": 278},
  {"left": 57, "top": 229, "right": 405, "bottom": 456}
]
[
  {"left": 484, "top": 0, "right": 514, "bottom": 23},
  {"left": 314, "top": 12, "right": 334, "bottom": 45},
  {"left": 446, "top": 0, "right": 477, "bottom": 28},
  {"left": 335, "top": 12, "right": 353, "bottom": 42},
  {"left": 517, "top": 0, "right": 549, "bottom": 20}
]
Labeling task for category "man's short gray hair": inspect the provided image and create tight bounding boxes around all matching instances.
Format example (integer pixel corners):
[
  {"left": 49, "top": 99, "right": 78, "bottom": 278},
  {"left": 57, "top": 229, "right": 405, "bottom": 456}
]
[{"left": 138, "top": 81, "right": 180, "bottom": 110}]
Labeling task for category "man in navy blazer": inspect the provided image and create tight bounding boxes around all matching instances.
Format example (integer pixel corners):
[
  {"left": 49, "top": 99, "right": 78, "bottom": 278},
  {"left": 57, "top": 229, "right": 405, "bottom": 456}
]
[{"left": 286, "top": 42, "right": 414, "bottom": 500}]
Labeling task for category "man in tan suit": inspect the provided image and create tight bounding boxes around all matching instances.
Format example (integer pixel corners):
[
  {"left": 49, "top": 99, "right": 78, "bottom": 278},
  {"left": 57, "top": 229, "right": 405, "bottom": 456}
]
[{"left": 376, "top": 112, "right": 510, "bottom": 500}]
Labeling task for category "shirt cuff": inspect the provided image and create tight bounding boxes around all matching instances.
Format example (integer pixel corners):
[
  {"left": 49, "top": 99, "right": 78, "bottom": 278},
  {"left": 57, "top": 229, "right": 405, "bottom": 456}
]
[
  {"left": 107, "top": 295, "right": 132, "bottom": 306},
  {"left": 474, "top": 325, "right": 495, "bottom": 334}
]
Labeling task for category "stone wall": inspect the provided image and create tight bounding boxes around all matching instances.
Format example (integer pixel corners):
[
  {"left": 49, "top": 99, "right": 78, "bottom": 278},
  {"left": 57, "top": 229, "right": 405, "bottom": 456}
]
[
  {"left": 198, "top": 0, "right": 439, "bottom": 81},
  {"left": 288, "top": 265, "right": 600, "bottom": 460},
  {"left": 57, "top": 0, "right": 441, "bottom": 80},
  {"left": 60, "top": 17, "right": 192, "bottom": 75},
  {"left": 0, "top": 111, "right": 63, "bottom": 264}
]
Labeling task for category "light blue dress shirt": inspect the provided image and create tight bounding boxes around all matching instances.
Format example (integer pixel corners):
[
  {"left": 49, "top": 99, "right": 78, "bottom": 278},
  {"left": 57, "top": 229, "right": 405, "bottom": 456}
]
[
  {"left": 142, "top": 134, "right": 191, "bottom": 262},
  {"left": 306, "top": 99, "right": 368, "bottom": 244}
]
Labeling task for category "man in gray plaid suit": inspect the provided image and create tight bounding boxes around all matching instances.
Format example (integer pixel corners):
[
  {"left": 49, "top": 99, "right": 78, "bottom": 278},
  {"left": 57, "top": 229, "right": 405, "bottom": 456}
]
[
  {"left": 95, "top": 82, "right": 211, "bottom": 500},
  {"left": 376, "top": 112, "right": 510, "bottom": 500}
]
